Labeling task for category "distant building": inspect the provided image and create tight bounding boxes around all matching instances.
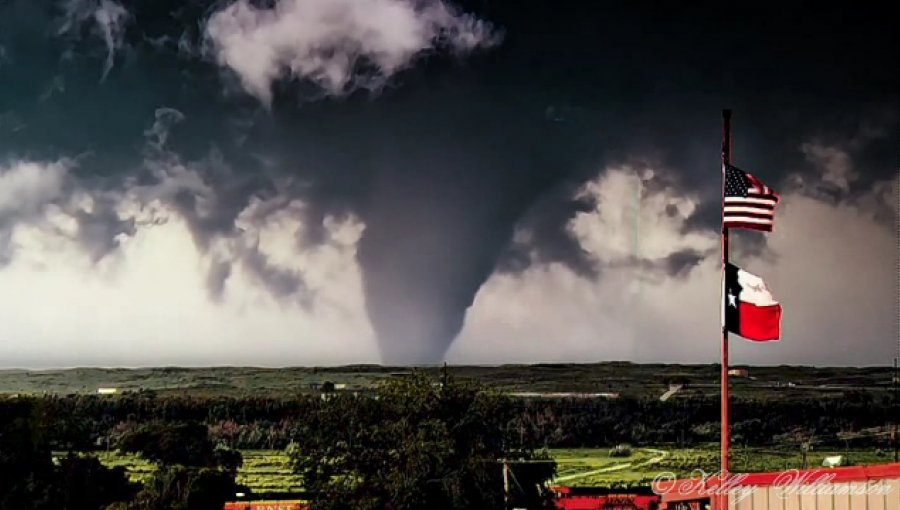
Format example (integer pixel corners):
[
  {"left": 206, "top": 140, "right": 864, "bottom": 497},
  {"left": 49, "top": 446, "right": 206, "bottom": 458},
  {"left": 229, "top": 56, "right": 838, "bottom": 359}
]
[
  {"left": 822, "top": 455, "right": 845, "bottom": 467},
  {"left": 97, "top": 387, "right": 118, "bottom": 395},
  {"left": 728, "top": 368, "right": 749, "bottom": 378}
]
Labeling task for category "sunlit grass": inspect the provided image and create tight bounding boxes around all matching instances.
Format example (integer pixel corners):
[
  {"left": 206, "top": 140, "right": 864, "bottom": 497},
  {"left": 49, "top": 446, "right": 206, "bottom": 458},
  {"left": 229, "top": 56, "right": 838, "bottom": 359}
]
[{"left": 91, "top": 446, "right": 894, "bottom": 493}]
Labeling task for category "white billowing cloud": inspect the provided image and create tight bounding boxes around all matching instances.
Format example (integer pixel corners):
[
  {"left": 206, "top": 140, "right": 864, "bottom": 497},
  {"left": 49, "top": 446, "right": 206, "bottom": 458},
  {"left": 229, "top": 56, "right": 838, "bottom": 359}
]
[
  {"left": 205, "top": 0, "right": 502, "bottom": 104},
  {"left": 234, "top": 198, "right": 365, "bottom": 299},
  {"left": 450, "top": 164, "right": 897, "bottom": 366},
  {"left": 569, "top": 168, "right": 716, "bottom": 264},
  {"left": 450, "top": 166, "right": 719, "bottom": 364},
  {"left": 745, "top": 189, "right": 896, "bottom": 365},
  {"left": 0, "top": 194, "right": 378, "bottom": 367},
  {"left": 446, "top": 262, "right": 663, "bottom": 363},
  {"left": 58, "top": 0, "right": 130, "bottom": 80},
  {"left": 0, "top": 160, "right": 69, "bottom": 217}
]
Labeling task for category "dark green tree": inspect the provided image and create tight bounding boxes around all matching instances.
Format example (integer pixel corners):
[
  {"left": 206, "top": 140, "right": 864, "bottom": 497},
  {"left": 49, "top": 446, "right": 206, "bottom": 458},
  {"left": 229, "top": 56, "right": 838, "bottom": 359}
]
[
  {"left": 288, "top": 373, "right": 556, "bottom": 510},
  {"left": 0, "top": 400, "right": 61, "bottom": 510},
  {"left": 213, "top": 443, "right": 244, "bottom": 475},
  {"left": 117, "top": 421, "right": 243, "bottom": 509},
  {"left": 1, "top": 400, "right": 138, "bottom": 510},
  {"left": 128, "top": 466, "right": 237, "bottom": 510},
  {"left": 55, "top": 454, "right": 140, "bottom": 510},
  {"left": 117, "top": 422, "right": 215, "bottom": 467}
]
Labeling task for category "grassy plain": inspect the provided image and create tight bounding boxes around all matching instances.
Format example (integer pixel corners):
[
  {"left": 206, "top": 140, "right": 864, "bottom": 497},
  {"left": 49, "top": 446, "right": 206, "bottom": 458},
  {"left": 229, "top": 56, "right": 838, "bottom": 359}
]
[
  {"left": 2, "top": 363, "right": 895, "bottom": 399},
  {"left": 552, "top": 446, "right": 892, "bottom": 488}
]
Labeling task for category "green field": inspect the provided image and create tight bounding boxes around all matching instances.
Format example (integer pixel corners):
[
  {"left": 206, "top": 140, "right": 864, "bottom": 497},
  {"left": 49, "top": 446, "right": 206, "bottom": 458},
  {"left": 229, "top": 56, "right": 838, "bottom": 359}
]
[
  {"left": 236, "top": 451, "right": 304, "bottom": 494},
  {"left": 89, "top": 446, "right": 895, "bottom": 494},
  {"left": 552, "top": 447, "right": 668, "bottom": 487},
  {"left": 93, "top": 450, "right": 304, "bottom": 493},
  {"left": 552, "top": 446, "right": 892, "bottom": 488}
]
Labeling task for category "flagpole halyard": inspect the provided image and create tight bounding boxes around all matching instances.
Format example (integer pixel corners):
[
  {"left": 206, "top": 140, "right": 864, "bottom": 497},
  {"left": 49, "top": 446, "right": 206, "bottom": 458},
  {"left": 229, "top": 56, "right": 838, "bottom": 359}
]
[{"left": 720, "top": 108, "right": 732, "bottom": 508}]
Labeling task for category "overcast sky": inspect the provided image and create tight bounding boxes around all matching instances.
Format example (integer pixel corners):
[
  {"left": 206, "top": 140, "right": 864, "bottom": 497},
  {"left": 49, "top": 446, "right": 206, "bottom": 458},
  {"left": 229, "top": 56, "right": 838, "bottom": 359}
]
[{"left": 0, "top": 0, "right": 897, "bottom": 367}]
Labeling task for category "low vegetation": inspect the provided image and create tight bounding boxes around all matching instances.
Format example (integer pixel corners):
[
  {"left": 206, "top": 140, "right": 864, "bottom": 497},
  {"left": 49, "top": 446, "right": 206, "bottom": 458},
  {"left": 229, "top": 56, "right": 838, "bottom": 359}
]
[{"left": 1, "top": 363, "right": 894, "bottom": 399}]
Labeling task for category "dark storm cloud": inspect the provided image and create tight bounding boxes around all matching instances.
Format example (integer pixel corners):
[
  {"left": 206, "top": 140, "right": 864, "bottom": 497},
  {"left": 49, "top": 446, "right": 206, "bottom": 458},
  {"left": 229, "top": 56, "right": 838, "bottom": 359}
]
[
  {"left": 664, "top": 249, "right": 706, "bottom": 278},
  {"left": 0, "top": 230, "right": 11, "bottom": 267},
  {"left": 592, "top": 248, "right": 716, "bottom": 283},
  {"left": 240, "top": 241, "right": 308, "bottom": 301},
  {"left": 205, "top": 258, "right": 232, "bottom": 300},
  {"left": 139, "top": 110, "right": 315, "bottom": 304},
  {"left": 0, "top": 0, "right": 896, "bottom": 363},
  {"left": 496, "top": 181, "right": 599, "bottom": 278}
]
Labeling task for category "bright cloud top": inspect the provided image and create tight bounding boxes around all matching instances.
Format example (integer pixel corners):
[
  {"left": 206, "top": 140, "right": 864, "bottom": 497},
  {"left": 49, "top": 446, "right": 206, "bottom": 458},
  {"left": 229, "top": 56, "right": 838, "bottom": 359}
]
[
  {"left": 205, "top": 0, "right": 502, "bottom": 104},
  {"left": 0, "top": 159, "right": 69, "bottom": 217}
]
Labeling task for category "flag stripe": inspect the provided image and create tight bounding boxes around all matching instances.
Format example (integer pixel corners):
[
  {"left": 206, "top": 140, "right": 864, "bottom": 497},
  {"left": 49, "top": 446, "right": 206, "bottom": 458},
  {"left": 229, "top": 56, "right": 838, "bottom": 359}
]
[
  {"left": 738, "top": 302, "right": 782, "bottom": 341},
  {"left": 725, "top": 197, "right": 777, "bottom": 207},
  {"left": 724, "top": 215, "right": 773, "bottom": 224},
  {"left": 725, "top": 222, "right": 773, "bottom": 232},
  {"left": 724, "top": 209, "right": 775, "bottom": 218}
]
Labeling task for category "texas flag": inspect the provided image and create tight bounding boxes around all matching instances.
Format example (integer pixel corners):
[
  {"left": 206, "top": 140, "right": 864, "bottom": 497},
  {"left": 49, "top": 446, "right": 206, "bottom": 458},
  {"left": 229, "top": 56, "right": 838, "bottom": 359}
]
[{"left": 724, "top": 263, "right": 782, "bottom": 341}]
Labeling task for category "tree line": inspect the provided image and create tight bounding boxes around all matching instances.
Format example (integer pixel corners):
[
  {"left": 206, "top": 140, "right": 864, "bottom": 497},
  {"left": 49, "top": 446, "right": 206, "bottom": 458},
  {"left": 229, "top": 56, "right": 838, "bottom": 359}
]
[{"left": 6, "top": 386, "right": 891, "bottom": 452}]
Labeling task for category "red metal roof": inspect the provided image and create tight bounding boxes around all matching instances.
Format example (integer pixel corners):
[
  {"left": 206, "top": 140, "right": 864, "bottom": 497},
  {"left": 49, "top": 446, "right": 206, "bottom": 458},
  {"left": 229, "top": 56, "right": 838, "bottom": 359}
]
[
  {"left": 554, "top": 494, "right": 661, "bottom": 510},
  {"left": 223, "top": 501, "right": 309, "bottom": 510}
]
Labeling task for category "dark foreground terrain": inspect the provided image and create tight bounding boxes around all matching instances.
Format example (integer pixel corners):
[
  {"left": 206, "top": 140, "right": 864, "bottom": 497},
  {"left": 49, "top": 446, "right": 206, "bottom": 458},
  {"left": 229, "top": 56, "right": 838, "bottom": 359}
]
[{"left": 1, "top": 364, "right": 896, "bottom": 509}]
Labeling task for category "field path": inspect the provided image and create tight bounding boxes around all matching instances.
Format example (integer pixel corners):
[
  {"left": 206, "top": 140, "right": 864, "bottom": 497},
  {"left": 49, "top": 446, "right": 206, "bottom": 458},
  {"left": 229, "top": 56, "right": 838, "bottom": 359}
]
[{"left": 554, "top": 448, "right": 668, "bottom": 483}]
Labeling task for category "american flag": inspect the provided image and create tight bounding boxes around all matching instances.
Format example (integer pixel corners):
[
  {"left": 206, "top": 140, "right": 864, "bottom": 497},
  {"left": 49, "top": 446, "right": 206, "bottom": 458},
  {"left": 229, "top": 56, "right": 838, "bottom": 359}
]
[{"left": 723, "top": 164, "right": 779, "bottom": 232}]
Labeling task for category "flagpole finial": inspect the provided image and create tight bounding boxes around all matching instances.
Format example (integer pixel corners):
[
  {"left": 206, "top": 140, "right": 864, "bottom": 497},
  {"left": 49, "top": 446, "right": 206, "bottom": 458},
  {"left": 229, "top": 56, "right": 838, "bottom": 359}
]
[{"left": 722, "top": 110, "right": 732, "bottom": 166}]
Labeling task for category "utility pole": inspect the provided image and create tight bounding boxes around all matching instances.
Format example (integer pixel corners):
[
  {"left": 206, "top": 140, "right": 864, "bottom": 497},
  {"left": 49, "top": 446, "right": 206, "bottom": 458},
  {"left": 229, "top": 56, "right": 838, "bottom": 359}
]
[
  {"left": 441, "top": 362, "right": 449, "bottom": 391},
  {"left": 502, "top": 459, "right": 510, "bottom": 510}
]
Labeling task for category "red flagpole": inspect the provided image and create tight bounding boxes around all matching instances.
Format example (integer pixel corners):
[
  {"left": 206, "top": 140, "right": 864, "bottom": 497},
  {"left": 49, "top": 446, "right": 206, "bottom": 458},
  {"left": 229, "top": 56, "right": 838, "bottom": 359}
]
[{"left": 720, "top": 109, "right": 732, "bottom": 507}]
